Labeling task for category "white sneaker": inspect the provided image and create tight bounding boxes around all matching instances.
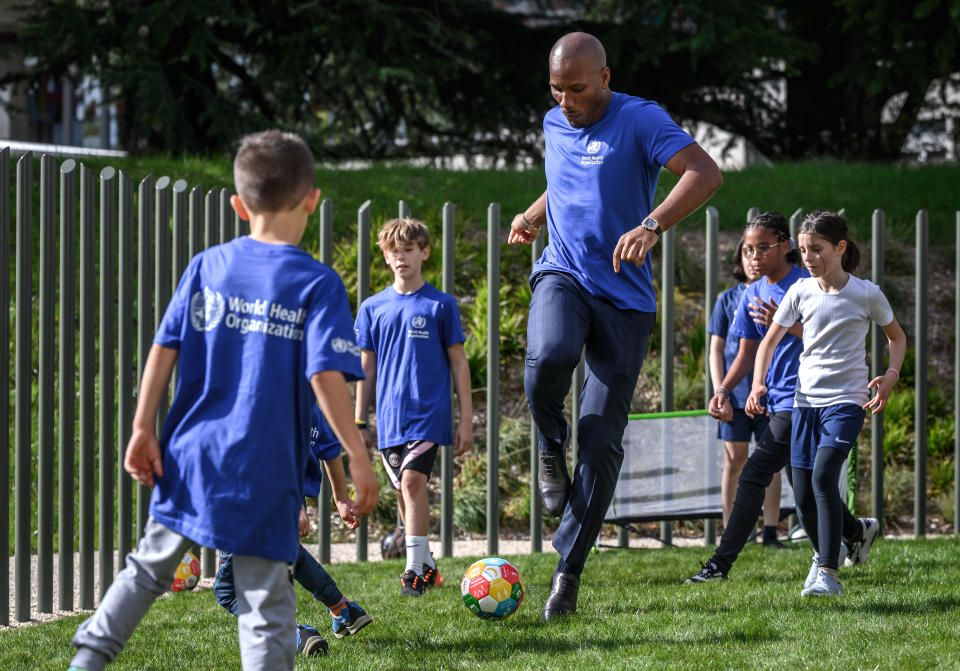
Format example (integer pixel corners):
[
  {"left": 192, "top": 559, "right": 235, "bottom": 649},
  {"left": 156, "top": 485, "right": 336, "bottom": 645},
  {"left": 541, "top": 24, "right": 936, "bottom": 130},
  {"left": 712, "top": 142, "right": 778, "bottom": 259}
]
[
  {"left": 801, "top": 569, "right": 844, "bottom": 597},
  {"left": 845, "top": 518, "right": 880, "bottom": 567},
  {"left": 804, "top": 543, "right": 848, "bottom": 590}
]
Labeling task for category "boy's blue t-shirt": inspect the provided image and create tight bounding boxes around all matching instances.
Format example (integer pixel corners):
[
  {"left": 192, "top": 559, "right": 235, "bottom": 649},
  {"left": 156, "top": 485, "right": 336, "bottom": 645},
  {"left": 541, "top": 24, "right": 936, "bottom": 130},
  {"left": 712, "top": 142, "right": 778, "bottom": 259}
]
[
  {"left": 536, "top": 92, "right": 695, "bottom": 312},
  {"left": 728, "top": 265, "right": 809, "bottom": 412},
  {"left": 303, "top": 405, "right": 341, "bottom": 498},
  {"left": 354, "top": 282, "right": 465, "bottom": 450},
  {"left": 707, "top": 283, "right": 751, "bottom": 408},
  {"left": 152, "top": 236, "right": 363, "bottom": 563}
]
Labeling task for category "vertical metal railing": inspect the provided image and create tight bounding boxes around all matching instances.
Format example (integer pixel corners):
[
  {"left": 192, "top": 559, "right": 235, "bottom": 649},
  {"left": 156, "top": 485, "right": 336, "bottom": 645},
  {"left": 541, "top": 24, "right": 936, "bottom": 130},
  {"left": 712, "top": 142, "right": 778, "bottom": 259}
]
[
  {"left": 14, "top": 152, "right": 34, "bottom": 622},
  {"left": 0, "top": 148, "right": 8, "bottom": 627},
  {"left": 58, "top": 158, "right": 77, "bottom": 613},
  {"left": 135, "top": 176, "right": 155, "bottom": 539},
  {"left": 219, "top": 188, "right": 231, "bottom": 243},
  {"left": 486, "top": 203, "right": 500, "bottom": 556},
  {"left": 914, "top": 210, "right": 928, "bottom": 537},
  {"left": 871, "top": 210, "right": 885, "bottom": 532},
  {"left": 660, "top": 227, "right": 675, "bottom": 544},
  {"left": 441, "top": 202, "right": 455, "bottom": 558},
  {"left": 116, "top": 171, "right": 135, "bottom": 570},
  {"left": 789, "top": 208, "right": 803, "bottom": 239},
  {"left": 956, "top": 211, "right": 960, "bottom": 535},
  {"left": 317, "top": 199, "right": 334, "bottom": 565},
  {"left": 205, "top": 187, "right": 219, "bottom": 250},
  {"left": 703, "top": 206, "right": 719, "bottom": 546},
  {"left": 37, "top": 155, "right": 57, "bottom": 613},
  {"left": 79, "top": 163, "right": 96, "bottom": 610},
  {"left": 98, "top": 166, "right": 117, "bottom": 598},
  {"left": 355, "top": 200, "right": 371, "bottom": 562}
]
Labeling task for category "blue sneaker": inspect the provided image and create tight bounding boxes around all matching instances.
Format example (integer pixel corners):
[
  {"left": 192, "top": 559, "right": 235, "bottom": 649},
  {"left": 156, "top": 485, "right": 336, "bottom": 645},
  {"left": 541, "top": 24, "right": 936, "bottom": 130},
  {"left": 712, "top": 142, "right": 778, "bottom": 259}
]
[
  {"left": 296, "top": 624, "right": 329, "bottom": 656},
  {"left": 330, "top": 599, "right": 372, "bottom": 639}
]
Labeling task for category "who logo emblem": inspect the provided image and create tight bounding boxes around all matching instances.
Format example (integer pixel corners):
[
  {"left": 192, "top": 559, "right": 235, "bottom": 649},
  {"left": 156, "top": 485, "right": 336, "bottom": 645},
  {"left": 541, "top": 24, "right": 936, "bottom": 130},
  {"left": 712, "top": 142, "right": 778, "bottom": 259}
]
[
  {"left": 586, "top": 140, "right": 602, "bottom": 154},
  {"left": 189, "top": 287, "right": 225, "bottom": 332},
  {"left": 411, "top": 315, "right": 427, "bottom": 329}
]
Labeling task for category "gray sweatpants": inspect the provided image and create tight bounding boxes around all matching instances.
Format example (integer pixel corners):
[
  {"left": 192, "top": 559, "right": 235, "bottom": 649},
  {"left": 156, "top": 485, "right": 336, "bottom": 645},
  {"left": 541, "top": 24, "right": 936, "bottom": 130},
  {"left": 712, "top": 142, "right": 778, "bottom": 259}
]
[{"left": 70, "top": 517, "right": 296, "bottom": 671}]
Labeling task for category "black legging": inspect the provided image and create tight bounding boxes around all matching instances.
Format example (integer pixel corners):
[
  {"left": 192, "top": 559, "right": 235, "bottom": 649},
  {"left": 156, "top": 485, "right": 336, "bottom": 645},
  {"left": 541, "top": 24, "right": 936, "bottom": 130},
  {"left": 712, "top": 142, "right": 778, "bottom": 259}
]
[{"left": 792, "top": 446, "right": 848, "bottom": 570}]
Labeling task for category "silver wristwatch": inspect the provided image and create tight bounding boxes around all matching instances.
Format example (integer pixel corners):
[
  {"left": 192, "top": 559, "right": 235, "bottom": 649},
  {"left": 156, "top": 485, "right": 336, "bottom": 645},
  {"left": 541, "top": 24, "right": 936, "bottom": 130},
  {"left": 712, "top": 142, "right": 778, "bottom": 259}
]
[{"left": 640, "top": 217, "right": 661, "bottom": 236}]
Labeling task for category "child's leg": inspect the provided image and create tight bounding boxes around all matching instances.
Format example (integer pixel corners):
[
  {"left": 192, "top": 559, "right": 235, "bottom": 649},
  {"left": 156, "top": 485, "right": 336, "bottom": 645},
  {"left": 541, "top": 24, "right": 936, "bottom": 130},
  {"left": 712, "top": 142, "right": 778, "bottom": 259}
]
[
  {"left": 791, "top": 466, "right": 819, "bottom": 554},
  {"left": 293, "top": 544, "right": 343, "bottom": 608},
  {"left": 401, "top": 468, "right": 431, "bottom": 575},
  {"left": 762, "top": 471, "right": 782, "bottom": 527},
  {"left": 233, "top": 555, "right": 296, "bottom": 671},
  {"left": 214, "top": 551, "right": 239, "bottom": 616},
  {"left": 811, "top": 446, "right": 848, "bottom": 570},
  {"left": 721, "top": 441, "right": 748, "bottom": 527},
  {"left": 70, "top": 518, "right": 192, "bottom": 671}
]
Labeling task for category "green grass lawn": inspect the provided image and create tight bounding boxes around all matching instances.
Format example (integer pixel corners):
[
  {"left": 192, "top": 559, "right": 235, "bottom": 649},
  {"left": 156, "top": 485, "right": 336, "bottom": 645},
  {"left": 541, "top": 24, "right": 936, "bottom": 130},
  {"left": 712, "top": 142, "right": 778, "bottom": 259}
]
[{"left": 3, "top": 536, "right": 959, "bottom": 670}]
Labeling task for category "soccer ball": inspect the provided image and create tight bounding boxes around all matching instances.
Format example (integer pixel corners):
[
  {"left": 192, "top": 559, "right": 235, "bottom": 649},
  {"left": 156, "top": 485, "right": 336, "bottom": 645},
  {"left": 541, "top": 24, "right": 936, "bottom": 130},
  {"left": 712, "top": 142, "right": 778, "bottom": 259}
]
[
  {"left": 381, "top": 526, "right": 405, "bottom": 560},
  {"left": 460, "top": 557, "right": 524, "bottom": 620},
  {"left": 170, "top": 550, "right": 201, "bottom": 592}
]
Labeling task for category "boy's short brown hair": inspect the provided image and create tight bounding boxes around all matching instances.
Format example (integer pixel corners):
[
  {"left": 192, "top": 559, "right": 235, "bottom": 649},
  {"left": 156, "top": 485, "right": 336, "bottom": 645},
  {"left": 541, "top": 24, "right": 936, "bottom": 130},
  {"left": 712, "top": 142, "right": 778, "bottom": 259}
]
[
  {"left": 377, "top": 218, "right": 431, "bottom": 251},
  {"left": 233, "top": 130, "right": 314, "bottom": 214}
]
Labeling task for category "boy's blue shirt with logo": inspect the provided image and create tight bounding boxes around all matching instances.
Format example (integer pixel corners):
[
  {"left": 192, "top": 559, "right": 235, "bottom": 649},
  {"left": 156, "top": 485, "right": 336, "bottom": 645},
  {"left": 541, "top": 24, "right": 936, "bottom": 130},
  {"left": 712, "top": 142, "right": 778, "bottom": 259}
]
[
  {"left": 537, "top": 92, "right": 694, "bottom": 312},
  {"left": 354, "top": 282, "right": 465, "bottom": 450},
  {"left": 152, "top": 236, "right": 363, "bottom": 563}
]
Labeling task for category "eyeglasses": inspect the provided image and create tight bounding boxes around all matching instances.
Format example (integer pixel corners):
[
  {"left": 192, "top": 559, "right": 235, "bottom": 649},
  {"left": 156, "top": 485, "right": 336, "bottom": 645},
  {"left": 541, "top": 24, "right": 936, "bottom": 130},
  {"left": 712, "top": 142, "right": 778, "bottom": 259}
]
[{"left": 742, "top": 241, "right": 782, "bottom": 258}]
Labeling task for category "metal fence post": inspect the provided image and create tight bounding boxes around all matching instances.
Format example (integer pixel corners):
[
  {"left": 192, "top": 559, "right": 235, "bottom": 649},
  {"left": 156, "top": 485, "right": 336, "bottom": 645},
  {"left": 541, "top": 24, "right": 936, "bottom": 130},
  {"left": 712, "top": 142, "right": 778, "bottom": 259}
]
[
  {"left": 789, "top": 208, "right": 803, "bottom": 239},
  {"left": 58, "top": 158, "right": 77, "bottom": 613},
  {"left": 399, "top": 200, "right": 411, "bottom": 220},
  {"left": 0, "top": 148, "right": 8, "bottom": 626},
  {"left": 356, "top": 200, "right": 371, "bottom": 562},
  {"left": 914, "top": 210, "right": 928, "bottom": 537},
  {"left": 99, "top": 166, "right": 117, "bottom": 597},
  {"left": 318, "top": 199, "right": 334, "bottom": 565},
  {"left": 871, "top": 210, "right": 885, "bottom": 532},
  {"left": 530, "top": 233, "right": 545, "bottom": 554},
  {"left": 746, "top": 207, "right": 759, "bottom": 223},
  {"left": 135, "top": 176, "right": 157, "bottom": 539},
  {"left": 956, "top": 211, "right": 960, "bottom": 535},
  {"left": 79, "top": 163, "right": 96, "bottom": 609},
  {"left": 219, "top": 188, "right": 231, "bottom": 243},
  {"left": 117, "top": 171, "right": 136, "bottom": 569},
  {"left": 189, "top": 185, "right": 203, "bottom": 259},
  {"left": 38, "top": 155, "right": 57, "bottom": 613},
  {"left": 660, "top": 227, "right": 675, "bottom": 544},
  {"left": 441, "top": 201, "right": 455, "bottom": 558},
  {"left": 486, "top": 203, "right": 500, "bottom": 557},
  {"left": 14, "top": 152, "right": 34, "bottom": 622},
  {"left": 205, "top": 187, "right": 219, "bottom": 250},
  {"left": 704, "top": 206, "right": 719, "bottom": 546}
]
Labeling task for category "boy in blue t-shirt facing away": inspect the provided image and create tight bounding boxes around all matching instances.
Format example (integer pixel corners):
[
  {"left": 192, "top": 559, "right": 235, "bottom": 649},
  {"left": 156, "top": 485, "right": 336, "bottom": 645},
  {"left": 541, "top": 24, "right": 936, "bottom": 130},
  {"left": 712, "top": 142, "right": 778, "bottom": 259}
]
[
  {"left": 68, "top": 130, "right": 379, "bottom": 671},
  {"left": 354, "top": 218, "right": 473, "bottom": 597},
  {"left": 214, "top": 405, "right": 373, "bottom": 657}
]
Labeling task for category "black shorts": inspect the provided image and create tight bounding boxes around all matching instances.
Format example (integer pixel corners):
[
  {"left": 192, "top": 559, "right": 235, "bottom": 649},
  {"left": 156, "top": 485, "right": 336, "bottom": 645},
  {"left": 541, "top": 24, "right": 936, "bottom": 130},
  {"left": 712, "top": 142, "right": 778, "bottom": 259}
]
[{"left": 380, "top": 441, "right": 438, "bottom": 490}]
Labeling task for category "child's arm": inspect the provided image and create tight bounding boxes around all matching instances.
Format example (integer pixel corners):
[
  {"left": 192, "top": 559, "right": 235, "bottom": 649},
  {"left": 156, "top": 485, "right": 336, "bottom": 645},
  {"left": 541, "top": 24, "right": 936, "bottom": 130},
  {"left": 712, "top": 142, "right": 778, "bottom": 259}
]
[
  {"left": 708, "top": 334, "right": 726, "bottom": 393},
  {"left": 744, "top": 323, "right": 789, "bottom": 418},
  {"left": 864, "top": 318, "right": 907, "bottom": 414},
  {"left": 124, "top": 344, "right": 179, "bottom": 487},
  {"left": 447, "top": 342, "right": 474, "bottom": 456},
  {"left": 310, "top": 370, "right": 380, "bottom": 515},
  {"left": 355, "top": 349, "right": 377, "bottom": 451},
  {"left": 709, "top": 337, "right": 759, "bottom": 422},
  {"left": 323, "top": 455, "right": 360, "bottom": 530}
]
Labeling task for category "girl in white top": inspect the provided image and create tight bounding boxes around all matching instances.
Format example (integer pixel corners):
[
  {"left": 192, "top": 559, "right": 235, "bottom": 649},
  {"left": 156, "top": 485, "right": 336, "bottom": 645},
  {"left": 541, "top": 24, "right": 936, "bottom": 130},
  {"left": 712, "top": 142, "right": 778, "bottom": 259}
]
[{"left": 745, "top": 210, "right": 906, "bottom": 597}]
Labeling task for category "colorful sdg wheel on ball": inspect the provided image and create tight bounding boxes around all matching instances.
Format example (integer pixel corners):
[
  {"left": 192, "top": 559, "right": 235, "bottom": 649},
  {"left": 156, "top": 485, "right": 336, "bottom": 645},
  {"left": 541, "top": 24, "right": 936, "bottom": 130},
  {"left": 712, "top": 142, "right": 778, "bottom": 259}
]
[
  {"left": 460, "top": 557, "right": 524, "bottom": 620},
  {"left": 169, "top": 550, "right": 201, "bottom": 592}
]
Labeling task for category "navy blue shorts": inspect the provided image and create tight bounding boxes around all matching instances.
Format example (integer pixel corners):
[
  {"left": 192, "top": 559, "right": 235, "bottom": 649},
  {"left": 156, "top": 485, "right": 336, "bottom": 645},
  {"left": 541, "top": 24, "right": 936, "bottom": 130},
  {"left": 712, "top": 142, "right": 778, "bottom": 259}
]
[
  {"left": 790, "top": 404, "right": 866, "bottom": 469},
  {"left": 717, "top": 408, "right": 770, "bottom": 443}
]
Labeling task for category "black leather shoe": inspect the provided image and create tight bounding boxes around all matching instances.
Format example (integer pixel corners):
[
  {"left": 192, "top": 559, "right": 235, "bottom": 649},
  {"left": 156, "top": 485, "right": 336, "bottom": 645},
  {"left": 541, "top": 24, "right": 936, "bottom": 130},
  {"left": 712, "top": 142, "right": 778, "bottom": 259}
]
[
  {"left": 538, "top": 435, "right": 571, "bottom": 518},
  {"left": 543, "top": 570, "right": 580, "bottom": 621}
]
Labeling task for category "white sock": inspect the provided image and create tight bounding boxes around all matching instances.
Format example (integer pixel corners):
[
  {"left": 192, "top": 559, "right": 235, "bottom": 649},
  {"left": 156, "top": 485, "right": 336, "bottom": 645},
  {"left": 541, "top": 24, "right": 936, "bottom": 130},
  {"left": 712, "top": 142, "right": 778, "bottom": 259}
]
[
  {"left": 424, "top": 549, "right": 436, "bottom": 570},
  {"left": 405, "top": 535, "right": 428, "bottom": 576}
]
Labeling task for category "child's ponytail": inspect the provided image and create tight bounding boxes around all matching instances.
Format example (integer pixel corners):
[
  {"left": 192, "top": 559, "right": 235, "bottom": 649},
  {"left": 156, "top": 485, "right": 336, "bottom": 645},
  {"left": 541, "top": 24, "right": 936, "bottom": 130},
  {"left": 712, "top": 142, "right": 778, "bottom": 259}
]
[{"left": 798, "top": 210, "right": 859, "bottom": 272}]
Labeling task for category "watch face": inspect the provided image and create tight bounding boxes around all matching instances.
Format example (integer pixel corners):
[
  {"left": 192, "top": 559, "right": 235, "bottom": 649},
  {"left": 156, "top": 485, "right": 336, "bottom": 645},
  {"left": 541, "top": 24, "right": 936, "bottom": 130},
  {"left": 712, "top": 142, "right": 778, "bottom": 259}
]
[{"left": 642, "top": 218, "right": 657, "bottom": 230}]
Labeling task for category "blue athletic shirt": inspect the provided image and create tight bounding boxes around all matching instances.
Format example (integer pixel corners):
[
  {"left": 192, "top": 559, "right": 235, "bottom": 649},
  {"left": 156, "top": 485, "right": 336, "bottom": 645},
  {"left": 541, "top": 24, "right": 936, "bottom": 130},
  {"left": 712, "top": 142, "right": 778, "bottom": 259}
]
[
  {"left": 303, "top": 405, "right": 341, "bottom": 498},
  {"left": 152, "top": 236, "right": 363, "bottom": 563},
  {"left": 537, "top": 92, "right": 695, "bottom": 312},
  {"left": 728, "top": 265, "right": 809, "bottom": 412},
  {"left": 707, "top": 283, "right": 752, "bottom": 408},
  {"left": 354, "top": 282, "right": 465, "bottom": 449}
]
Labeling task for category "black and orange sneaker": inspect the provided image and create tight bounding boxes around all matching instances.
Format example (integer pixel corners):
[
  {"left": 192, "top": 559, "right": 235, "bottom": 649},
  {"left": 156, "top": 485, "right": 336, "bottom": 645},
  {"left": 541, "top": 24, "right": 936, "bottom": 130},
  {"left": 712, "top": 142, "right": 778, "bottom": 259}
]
[
  {"left": 401, "top": 569, "right": 425, "bottom": 597},
  {"left": 423, "top": 563, "right": 445, "bottom": 589}
]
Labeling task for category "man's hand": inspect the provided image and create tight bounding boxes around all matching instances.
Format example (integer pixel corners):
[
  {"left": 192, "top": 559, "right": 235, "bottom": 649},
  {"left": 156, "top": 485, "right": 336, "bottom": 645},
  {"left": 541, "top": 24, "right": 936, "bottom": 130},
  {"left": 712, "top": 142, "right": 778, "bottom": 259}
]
[
  {"left": 334, "top": 496, "right": 360, "bottom": 530},
  {"left": 349, "top": 454, "right": 380, "bottom": 516},
  {"left": 744, "top": 384, "right": 768, "bottom": 418},
  {"left": 123, "top": 427, "right": 164, "bottom": 487},
  {"left": 708, "top": 391, "right": 733, "bottom": 423},
  {"left": 612, "top": 226, "right": 658, "bottom": 272},
  {"left": 507, "top": 213, "right": 541, "bottom": 245},
  {"left": 298, "top": 505, "right": 311, "bottom": 538},
  {"left": 453, "top": 420, "right": 472, "bottom": 457}
]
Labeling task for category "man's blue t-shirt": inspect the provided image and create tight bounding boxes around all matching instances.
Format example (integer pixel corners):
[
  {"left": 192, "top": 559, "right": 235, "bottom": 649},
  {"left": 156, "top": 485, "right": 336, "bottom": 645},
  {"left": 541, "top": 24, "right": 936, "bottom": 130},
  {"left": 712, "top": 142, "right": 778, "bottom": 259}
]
[
  {"left": 152, "top": 236, "right": 363, "bottom": 563},
  {"left": 707, "top": 283, "right": 752, "bottom": 408},
  {"left": 354, "top": 282, "right": 465, "bottom": 449},
  {"left": 728, "top": 265, "right": 809, "bottom": 412},
  {"left": 537, "top": 92, "right": 695, "bottom": 312},
  {"left": 303, "top": 405, "right": 341, "bottom": 498}
]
